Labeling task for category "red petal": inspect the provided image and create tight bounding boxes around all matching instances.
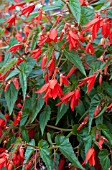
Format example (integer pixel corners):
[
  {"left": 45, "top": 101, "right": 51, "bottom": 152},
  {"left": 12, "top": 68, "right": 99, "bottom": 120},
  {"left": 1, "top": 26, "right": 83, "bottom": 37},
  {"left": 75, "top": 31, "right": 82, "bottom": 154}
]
[
  {"left": 75, "top": 88, "right": 80, "bottom": 100},
  {"left": 70, "top": 95, "right": 76, "bottom": 111},
  {"left": 92, "top": 21, "right": 100, "bottom": 41},
  {"left": 98, "top": 138, "right": 104, "bottom": 150},
  {"left": 49, "top": 29, "right": 58, "bottom": 41},
  {"left": 49, "top": 79, "right": 57, "bottom": 89},
  {"left": 88, "top": 154, "right": 95, "bottom": 166},
  {"left": 94, "top": 106, "right": 99, "bottom": 117},
  {"left": 8, "top": 44, "right": 22, "bottom": 53},
  {"left": 67, "top": 67, "right": 77, "bottom": 78},
  {"left": 41, "top": 56, "right": 47, "bottom": 70},
  {"left": 58, "top": 158, "right": 65, "bottom": 170},
  {"left": 87, "top": 75, "right": 96, "bottom": 93},
  {"left": 85, "top": 18, "right": 100, "bottom": 28},
  {"left": 77, "top": 123, "right": 84, "bottom": 130},
  {"left": 61, "top": 91, "right": 75, "bottom": 102},
  {"left": 69, "top": 30, "right": 79, "bottom": 40},
  {"left": 36, "top": 83, "right": 49, "bottom": 93},
  {"left": 13, "top": 78, "right": 19, "bottom": 90},
  {"left": 86, "top": 148, "right": 95, "bottom": 161}
]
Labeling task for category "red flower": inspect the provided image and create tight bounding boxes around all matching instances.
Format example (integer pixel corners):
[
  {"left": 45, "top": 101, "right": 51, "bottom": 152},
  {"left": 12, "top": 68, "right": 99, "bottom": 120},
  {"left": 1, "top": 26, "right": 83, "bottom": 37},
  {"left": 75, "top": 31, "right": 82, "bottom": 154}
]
[
  {"left": 49, "top": 29, "right": 58, "bottom": 42},
  {"left": 57, "top": 88, "right": 80, "bottom": 111},
  {"left": 101, "top": 19, "right": 110, "bottom": 38},
  {"left": 79, "top": 0, "right": 88, "bottom": 6},
  {"left": 24, "top": 26, "right": 31, "bottom": 36},
  {"left": 20, "top": 3, "right": 35, "bottom": 18},
  {"left": 19, "top": 147, "right": 24, "bottom": 159},
  {"left": 66, "top": 67, "right": 77, "bottom": 78},
  {"left": 13, "top": 111, "right": 22, "bottom": 126},
  {"left": 30, "top": 47, "right": 42, "bottom": 60},
  {"left": 47, "top": 58, "right": 55, "bottom": 77},
  {"left": 5, "top": 14, "right": 16, "bottom": 28},
  {"left": 83, "top": 17, "right": 102, "bottom": 41},
  {"left": 8, "top": 44, "right": 22, "bottom": 53},
  {"left": 36, "top": 79, "right": 64, "bottom": 104},
  {"left": 58, "top": 158, "right": 65, "bottom": 170},
  {"left": 7, "top": 163, "right": 13, "bottom": 170},
  {"left": 38, "top": 33, "right": 49, "bottom": 46},
  {"left": 0, "top": 151, "right": 8, "bottom": 169},
  {"left": 97, "top": 55, "right": 104, "bottom": 62},
  {"left": 106, "top": 103, "right": 112, "bottom": 112},
  {"left": 94, "top": 106, "right": 100, "bottom": 117},
  {"left": 25, "top": 161, "right": 32, "bottom": 170},
  {"left": 86, "top": 42, "right": 94, "bottom": 55},
  {"left": 41, "top": 55, "right": 47, "bottom": 70},
  {"left": 98, "top": 136, "right": 108, "bottom": 150},
  {"left": 13, "top": 78, "right": 19, "bottom": 90},
  {"left": 66, "top": 30, "right": 80, "bottom": 51},
  {"left": 60, "top": 74, "right": 69, "bottom": 86},
  {"left": 79, "top": 74, "right": 96, "bottom": 93},
  {"left": 83, "top": 148, "right": 95, "bottom": 166},
  {"left": 77, "top": 115, "right": 89, "bottom": 130},
  {"left": 8, "top": 3, "right": 25, "bottom": 11}
]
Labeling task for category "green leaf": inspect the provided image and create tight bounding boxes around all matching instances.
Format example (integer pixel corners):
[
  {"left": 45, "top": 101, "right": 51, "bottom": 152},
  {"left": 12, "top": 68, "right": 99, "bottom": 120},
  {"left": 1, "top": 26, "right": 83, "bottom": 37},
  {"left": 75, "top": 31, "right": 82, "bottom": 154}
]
[
  {"left": 39, "top": 105, "right": 51, "bottom": 135},
  {"left": 55, "top": 135, "right": 85, "bottom": 170},
  {"left": 56, "top": 103, "right": 68, "bottom": 125},
  {"left": 9, "top": 37, "right": 18, "bottom": 47},
  {"left": 98, "top": 125, "right": 112, "bottom": 145},
  {"left": 0, "top": 112, "right": 6, "bottom": 122},
  {"left": 23, "top": 139, "right": 35, "bottom": 166},
  {"left": 83, "top": 135, "right": 92, "bottom": 154},
  {"left": 68, "top": 0, "right": 81, "bottom": 24},
  {"left": 72, "top": 124, "right": 79, "bottom": 135},
  {"left": 27, "top": 58, "right": 36, "bottom": 76},
  {"left": 31, "top": 31, "right": 38, "bottom": 50},
  {"left": 98, "top": 149, "right": 110, "bottom": 170},
  {"left": 0, "top": 58, "right": 18, "bottom": 75},
  {"left": 51, "top": 153, "right": 60, "bottom": 170},
  {"left": 19, "top": 72, "right": 27, "bottom": 100},
  {"left": 64, "top": 51, "right": 86, "bottom": 76},
  {"left": 108, "top": 10, "right": 112, "bottom": 19},
  {"left": 95, "top": 105, "right": 107, "bottom": 118},
  {"left": 20, "top": 111, "right": 29, "bottom": 126},
  {"left": 88, "top": 94, "right": 102, "bottom": 132},
  {"left": 5, "top": 83, "right": 18, "bottom": 115},
  {"left": 22, "top": 130, "right": 29, "bottom": 143},
  {"left": 31, "top": 96, "right": 44, "bottom": 123},
  {"left": 47, "top": 132, "right": 53, "bottom": 145},
  {"left": 11, "top": 137, "right": 22, "bottom": 156},
  {"left": 102, "top": 82, "right": 112, "bottom": 97},
  {"left": 75, "top": 101, "right": 85, "bottom": 116},
  {"left": 43, "top": 0, "right": 64, "bottom": 11},
  {"left": 5, "top": 69, "right": 20, "bottom": 81},
  {"left": 19, "top": 63, "right": 27, "bottom": 100},
  {"left": 38, "top": 140, "right": 52, "bottom": 170},
  {"left": 92, "top": 0, "right": 105, "bottom": 5},
  {"left": 81, "top": 6, "right": 94, "bottom": 25}
]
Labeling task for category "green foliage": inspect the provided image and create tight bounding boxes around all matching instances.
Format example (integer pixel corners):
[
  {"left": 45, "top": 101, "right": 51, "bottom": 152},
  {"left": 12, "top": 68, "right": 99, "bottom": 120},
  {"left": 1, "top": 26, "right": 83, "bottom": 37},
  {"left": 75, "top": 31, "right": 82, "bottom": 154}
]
[
  {"left": 98, "top": 149, "right": 110, "bottom": 170},
  {"left": 39, "top": 105, "right": 51, "bottom": 135},
  {"left": 0, "top": 0, "right": 112, "bottom": 169},
  {"left": 64, "top": 50, "right": 86, "bottom": 76},
  {"left": 38, "top": 140, "right": 52, "bottom": 170},
  {"left": 23, "top": 139, "right": 35, "bottom": 167},
  {"left": 5, "top": 83, "right": 18, "bottom": 115},
  {"left": 55, "top": 135, "right": 85, "bottom": 170},
  {"left": 68, "top": 0, "right": 81, "bottom": 24}
]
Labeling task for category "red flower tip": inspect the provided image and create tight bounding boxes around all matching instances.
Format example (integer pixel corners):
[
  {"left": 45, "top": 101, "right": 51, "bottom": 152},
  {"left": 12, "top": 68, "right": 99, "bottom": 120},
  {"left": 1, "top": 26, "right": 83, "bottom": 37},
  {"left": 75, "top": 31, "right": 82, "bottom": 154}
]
[
  {"left": 8, "top": 44, "right": 22, "bottom": 53},
  {"left": 49, "top": 29, "right": 58, "bottom": 42},
  {"left": 20, "top": 3, "right": 35, "bottom": 18},
  {"left": 83, "top": 148, "right": 95, "bottom": 166}
]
